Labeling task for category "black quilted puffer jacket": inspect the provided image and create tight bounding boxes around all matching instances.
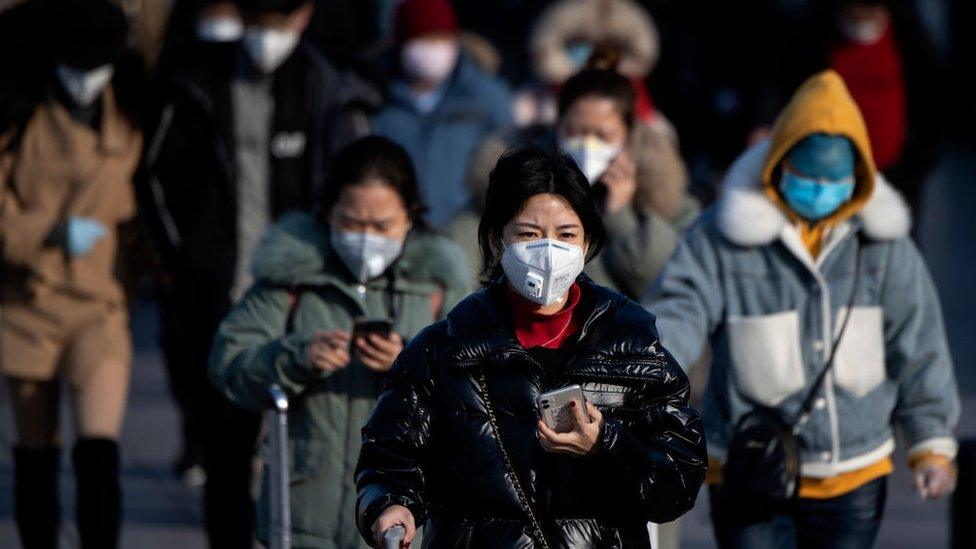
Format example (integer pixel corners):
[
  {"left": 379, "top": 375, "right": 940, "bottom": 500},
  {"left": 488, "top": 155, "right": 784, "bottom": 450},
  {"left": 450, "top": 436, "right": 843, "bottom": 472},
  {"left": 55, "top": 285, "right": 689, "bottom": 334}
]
[{"left": 355, "top": 276, "right": 707, "bottom": 548}]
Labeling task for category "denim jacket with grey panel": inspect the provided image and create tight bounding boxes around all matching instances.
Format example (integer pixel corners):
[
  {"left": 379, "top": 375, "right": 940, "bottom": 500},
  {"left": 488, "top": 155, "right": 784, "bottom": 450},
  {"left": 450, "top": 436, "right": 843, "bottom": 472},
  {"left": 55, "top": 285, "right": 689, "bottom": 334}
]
[{"left": 645, "top": 142, "right": 959, "bottom": 477}]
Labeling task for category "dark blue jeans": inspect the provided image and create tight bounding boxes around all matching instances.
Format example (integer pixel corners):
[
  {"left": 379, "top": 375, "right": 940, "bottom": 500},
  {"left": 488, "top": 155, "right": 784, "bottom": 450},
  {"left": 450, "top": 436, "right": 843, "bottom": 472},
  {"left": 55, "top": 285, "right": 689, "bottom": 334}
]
[{"left": 709, "top": 477, "right": 887, "bottom": 549}]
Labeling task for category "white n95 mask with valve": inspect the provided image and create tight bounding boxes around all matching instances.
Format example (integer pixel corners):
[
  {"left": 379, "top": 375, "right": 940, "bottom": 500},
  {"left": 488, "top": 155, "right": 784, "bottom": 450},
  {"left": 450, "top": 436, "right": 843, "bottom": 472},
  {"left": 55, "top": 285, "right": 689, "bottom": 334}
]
[
  {"left": 558, "top": 135, "right": 622, "bottom": 184},
  {"left": 501, "top": 238, "right": 584, "bottom": 306}
]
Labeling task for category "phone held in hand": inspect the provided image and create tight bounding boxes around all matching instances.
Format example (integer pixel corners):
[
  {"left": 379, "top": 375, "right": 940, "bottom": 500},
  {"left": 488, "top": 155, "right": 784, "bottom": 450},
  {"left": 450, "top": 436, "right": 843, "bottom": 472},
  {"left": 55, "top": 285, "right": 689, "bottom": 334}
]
[
  {"left": 536, "top": 385, "right": 589, "bottom": 433},
  {"left": 352, "top": 317, "right": 394, "bottom": 341}
]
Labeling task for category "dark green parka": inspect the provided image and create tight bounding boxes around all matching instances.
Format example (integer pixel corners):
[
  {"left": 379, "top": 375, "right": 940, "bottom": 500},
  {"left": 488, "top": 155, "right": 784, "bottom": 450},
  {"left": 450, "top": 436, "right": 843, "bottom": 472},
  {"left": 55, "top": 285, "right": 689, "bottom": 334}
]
[{"left": 209, "top": 212, "right": 471, "bottom": 548}]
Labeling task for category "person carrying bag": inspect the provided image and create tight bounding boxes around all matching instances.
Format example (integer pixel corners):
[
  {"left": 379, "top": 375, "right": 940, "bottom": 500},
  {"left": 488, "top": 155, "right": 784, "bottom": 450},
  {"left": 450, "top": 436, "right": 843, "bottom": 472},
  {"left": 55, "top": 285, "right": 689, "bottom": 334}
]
[
  {"left": 720, "top": 241, "right": 861, "bottom": 512},
  {"left": 355, "top": 147, "right": 706, "bottom": 548},
  {"left": 209, "top": 136, "right": 471, "bottom": 548},
  {"left": 645, "top": 70, "right": 959, "bottom": 549}
]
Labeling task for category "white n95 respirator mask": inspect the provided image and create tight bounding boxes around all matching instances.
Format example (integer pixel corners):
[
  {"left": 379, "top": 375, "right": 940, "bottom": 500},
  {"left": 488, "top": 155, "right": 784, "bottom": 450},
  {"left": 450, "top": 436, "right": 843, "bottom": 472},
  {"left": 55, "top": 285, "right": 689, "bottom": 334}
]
[
  {"left": 401, "top": 38, "right": 458, "bottom": 84},
  {"left": 197, "top": 16, "right": 244, "bottom": 43},
  {"left": 558, "top": 135, "right": 622, "bottom": 184},
  {"left": 501, "top": 238, "right": 584, "bottom": 306},
  {"left": 56, "top": 64, "right": 114, "bottom": 107},
  {"left": 242, "top": 27, "right": 300, "bottom": 73},
  {"left": 331, "top": 230, "right": 404, "bottom": 283}
]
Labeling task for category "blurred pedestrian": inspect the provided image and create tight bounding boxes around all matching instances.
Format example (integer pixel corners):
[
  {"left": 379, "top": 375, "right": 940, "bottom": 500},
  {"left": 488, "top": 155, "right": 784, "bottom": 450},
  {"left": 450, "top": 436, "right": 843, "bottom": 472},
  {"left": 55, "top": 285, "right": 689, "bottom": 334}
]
[
  {"left": 526, "top": 0, "right": 665, "bottom": 131},
  {"left": 644, "top": 0, "right": 789, "bottom": 199},
  {"left": 0, "top": 1, "right": 141, "bottom": 547},
  {"left": 763, "top": 0, "right": 945, "bottom": 222},
  {"left": 210, "top": 135, "right": 471, "bottom": 548},
  {"left": 137, "top": 0, "right": 376, "bottom": 545},
  {"left": 356, "top": 147, "right": 706, "bottom": 548},
  {"left": 140, "top": 0, "right": 246, "bottom": 491},
  {"left": 369, "top": 0, "right": 513, "bottom": 227},
  {"left": 451, "top": 68, "right": 695, "bottom": 301},
  {"left": 646, "top": 70, "right": 959, "bottom": 548},
  {"left": 154, "top": 0, "right": 244, "bottom": 90}
]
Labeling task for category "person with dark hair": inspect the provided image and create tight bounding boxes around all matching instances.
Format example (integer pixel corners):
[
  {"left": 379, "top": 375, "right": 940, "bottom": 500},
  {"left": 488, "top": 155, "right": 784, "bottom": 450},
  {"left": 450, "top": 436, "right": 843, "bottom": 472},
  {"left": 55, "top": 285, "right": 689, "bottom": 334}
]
[
  {"left": 138, "top": 0, "right": 379, "bottom": 543},
  {"left": 451, "top": 68, "right": 695, "bottom": 300},
  {"left": 355, "top": 147, "right": 706, "bottom": 548},
  {"left": 153, "top": 0, "right": 245, "bottom": 92},
  {"left": 143, "top": 0, "right": 248, "bottom": 491},
  {"left": 209, "top": 135, "right": 471, "bottom": 548},
  {"left": 0, "top": 1, "right": 141, "bottom": 547},
  {"left": 370, "top": 0, "right": 512, "bottom": 227}
]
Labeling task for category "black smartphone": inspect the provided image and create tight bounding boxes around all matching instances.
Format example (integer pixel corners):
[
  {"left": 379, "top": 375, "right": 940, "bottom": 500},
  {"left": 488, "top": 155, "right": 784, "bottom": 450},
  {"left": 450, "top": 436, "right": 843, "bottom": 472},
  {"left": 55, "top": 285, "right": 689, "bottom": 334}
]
[{"left": 352, "top": 318, "right": 394, "bottom": 341}]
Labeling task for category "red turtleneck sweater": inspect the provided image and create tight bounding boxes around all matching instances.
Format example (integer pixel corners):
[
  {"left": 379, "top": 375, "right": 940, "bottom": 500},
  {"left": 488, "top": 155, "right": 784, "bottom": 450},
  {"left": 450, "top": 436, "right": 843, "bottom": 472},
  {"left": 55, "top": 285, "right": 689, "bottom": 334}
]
[{"left": 508, "top": 283, "right": 584, "bottom": 349}]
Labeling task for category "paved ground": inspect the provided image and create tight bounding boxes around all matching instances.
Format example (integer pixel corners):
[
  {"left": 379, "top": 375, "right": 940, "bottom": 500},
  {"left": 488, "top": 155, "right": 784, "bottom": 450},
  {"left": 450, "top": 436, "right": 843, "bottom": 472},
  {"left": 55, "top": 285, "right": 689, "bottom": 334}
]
[{"left": 1, "top": 146, "right": 974, "bottom": 548}]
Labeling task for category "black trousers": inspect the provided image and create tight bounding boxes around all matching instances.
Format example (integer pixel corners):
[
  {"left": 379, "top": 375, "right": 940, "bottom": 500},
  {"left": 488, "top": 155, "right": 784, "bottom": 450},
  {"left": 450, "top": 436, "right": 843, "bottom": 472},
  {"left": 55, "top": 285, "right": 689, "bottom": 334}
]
[
  {"left": 709, "top": 477, "right": 887, "bottom": 549},
  {"left": 161, "top": 281, "right": 261, "bottom": 548}
]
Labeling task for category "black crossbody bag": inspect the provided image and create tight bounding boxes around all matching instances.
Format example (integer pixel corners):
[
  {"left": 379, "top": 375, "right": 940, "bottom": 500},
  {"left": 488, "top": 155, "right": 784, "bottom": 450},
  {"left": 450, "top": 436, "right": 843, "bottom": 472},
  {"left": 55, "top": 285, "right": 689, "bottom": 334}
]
[{"left": 719, "top": 242, "right": 862, "bottom": 511}]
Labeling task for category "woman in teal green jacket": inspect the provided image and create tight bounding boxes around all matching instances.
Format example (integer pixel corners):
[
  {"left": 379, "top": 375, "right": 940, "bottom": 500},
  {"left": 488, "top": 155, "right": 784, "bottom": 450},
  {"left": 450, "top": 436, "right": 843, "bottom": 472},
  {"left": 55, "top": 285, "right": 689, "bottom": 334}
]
[{"left": 209, "top": 136, "right": 471, "bottom": 548}]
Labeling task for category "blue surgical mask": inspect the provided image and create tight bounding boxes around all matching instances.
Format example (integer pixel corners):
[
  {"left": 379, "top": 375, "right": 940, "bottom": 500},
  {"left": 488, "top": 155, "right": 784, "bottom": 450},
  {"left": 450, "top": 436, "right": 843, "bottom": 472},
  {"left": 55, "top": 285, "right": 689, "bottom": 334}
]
[
  {"left": 779, "top": 169, "right": 855, "bottom": 221},
  {"left": 566, "top": 42, "right": 594, "bottom": 70}
]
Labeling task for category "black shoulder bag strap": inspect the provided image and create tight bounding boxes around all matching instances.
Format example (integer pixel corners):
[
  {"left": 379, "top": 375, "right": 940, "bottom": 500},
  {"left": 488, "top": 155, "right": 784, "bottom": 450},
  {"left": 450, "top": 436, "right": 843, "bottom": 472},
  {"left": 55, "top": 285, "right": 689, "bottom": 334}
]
[
  {"left": 792, "top": 235, "right": 863, "bottom": 433},
  {"left": 476, "top": 368, "right": 552, "bottom": 549}
]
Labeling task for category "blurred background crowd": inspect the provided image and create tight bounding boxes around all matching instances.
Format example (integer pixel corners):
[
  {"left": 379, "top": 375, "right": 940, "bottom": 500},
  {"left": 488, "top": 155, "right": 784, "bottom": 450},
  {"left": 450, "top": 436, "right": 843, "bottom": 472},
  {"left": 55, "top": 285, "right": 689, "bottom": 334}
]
[{"left": 0, "top": 0, "right": 974, "bottom": 547}]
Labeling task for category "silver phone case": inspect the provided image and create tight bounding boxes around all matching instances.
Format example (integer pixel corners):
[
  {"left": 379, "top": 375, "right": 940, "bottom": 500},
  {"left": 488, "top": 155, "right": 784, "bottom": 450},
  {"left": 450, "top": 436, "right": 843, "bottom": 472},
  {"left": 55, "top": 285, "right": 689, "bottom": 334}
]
[{"left": 536, "top": 385, "right": 587, "bottom": 433}]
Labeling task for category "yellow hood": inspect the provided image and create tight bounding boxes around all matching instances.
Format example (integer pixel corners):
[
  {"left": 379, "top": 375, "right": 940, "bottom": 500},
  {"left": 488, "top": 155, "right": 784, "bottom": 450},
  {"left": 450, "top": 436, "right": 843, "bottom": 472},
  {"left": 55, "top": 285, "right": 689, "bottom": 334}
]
[{"left": 763, "top": 70, "right": 877, "bottom": 227}]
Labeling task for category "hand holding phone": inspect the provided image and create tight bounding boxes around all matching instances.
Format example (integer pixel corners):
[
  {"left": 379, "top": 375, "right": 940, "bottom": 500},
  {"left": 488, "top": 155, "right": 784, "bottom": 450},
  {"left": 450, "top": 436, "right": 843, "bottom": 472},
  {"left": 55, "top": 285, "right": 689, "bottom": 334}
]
[
  {"left": 352, "top": 318, "right": 394, "bottom": 340},
  {"left": 352, "top": 318, "right": 402, "bottom": 373},
  {"left": 536, "top": 385, "right": 603, "bottom": 456},
  {"left": 537, "top": 385, "right": 589, "bottom": 433}
]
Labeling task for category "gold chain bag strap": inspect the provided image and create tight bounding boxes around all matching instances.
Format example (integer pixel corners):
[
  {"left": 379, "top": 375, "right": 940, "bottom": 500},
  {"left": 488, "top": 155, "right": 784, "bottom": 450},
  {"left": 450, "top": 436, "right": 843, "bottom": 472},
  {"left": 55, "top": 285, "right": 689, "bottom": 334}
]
[{"left": 476, "top": 369, "right": 552, "bottom": 549}]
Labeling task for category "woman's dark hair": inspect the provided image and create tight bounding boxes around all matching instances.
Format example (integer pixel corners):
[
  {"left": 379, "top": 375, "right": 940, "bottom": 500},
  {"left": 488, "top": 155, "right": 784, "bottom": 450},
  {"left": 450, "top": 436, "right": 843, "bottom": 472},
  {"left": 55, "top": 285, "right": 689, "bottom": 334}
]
[
  {"left": 0, "top": 0, "right": 144, "bottom": 150},
  {"left": 317, "top": 135, "right": 428, "bottom": 226},
  {"left": 478, "top": 147, "right": 606, "bottom": 283},
  {"left": 557, "top": 68, "right": 637, "bottom": 129}
]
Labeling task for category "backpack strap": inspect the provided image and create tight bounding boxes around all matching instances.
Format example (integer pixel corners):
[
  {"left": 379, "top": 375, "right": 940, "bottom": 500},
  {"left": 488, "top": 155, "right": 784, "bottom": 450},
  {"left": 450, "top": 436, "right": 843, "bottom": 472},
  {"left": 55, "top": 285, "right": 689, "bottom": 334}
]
[{"left": 284, "top": 285, "right": 307, "bottom": 334}]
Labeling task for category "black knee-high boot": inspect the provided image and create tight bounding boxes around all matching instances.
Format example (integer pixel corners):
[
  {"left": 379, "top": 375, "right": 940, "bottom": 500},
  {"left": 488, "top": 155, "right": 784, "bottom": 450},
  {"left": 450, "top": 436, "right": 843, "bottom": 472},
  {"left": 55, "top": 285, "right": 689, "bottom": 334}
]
[
  {"left": 72, "top": 438, "right": 121, "bottom": 549},
  {"left": 13, "top": 445, "right": 61, "bottom": 549}
]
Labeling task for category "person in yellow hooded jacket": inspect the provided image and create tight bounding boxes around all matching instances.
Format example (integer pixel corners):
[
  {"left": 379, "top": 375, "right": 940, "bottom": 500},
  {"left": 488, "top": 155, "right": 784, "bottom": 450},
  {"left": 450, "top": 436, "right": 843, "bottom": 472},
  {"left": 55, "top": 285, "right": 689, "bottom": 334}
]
[{"left": 644, "top": 70, "right": 959, "bottom": 547}]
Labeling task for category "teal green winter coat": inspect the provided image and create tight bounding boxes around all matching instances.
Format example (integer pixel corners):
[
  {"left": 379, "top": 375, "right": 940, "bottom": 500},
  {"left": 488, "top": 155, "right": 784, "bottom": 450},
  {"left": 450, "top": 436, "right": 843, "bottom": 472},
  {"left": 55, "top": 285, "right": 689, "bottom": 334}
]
[{"left": 209, "top": 212, "right": 471, "bottom": 548}]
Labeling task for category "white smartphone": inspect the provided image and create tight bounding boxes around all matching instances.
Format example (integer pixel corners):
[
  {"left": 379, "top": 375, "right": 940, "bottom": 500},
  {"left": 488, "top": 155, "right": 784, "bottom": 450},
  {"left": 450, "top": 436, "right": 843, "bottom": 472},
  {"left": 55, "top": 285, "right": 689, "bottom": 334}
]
[{"left": 536, "top": 385, "right": 589, "bottom": 433}]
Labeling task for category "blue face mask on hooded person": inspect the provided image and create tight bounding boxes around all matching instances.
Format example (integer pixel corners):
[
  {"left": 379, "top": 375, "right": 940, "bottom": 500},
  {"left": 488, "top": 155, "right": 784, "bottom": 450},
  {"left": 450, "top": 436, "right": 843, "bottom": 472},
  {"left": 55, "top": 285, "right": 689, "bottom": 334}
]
[{"left": 779, "top": 133, "right": 857, "bottom": 221}]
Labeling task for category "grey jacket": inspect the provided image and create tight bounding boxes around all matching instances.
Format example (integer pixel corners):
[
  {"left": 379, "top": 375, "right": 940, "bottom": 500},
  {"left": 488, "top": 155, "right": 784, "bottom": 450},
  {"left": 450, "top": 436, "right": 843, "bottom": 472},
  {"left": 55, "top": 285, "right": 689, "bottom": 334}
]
[{"left": 645, "top": 142, "right": 959, "bottom": 477}]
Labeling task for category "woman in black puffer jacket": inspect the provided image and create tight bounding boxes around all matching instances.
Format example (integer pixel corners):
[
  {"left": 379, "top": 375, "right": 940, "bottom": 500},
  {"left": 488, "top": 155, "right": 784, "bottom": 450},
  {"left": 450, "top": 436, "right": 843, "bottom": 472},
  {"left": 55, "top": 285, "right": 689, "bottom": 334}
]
[{"left": 355, "top": 148, "right": 706, "bottom": 548}]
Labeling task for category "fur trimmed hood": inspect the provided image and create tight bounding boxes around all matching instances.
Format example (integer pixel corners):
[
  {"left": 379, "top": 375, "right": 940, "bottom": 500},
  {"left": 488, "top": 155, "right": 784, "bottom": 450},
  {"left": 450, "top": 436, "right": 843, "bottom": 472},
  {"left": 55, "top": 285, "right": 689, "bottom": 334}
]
[
  {"left": 716, "top": 140, "right": 912, "bottom": 247},
  {"left": 530, "top": 0, "right": 659, "bottom": 85}
]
